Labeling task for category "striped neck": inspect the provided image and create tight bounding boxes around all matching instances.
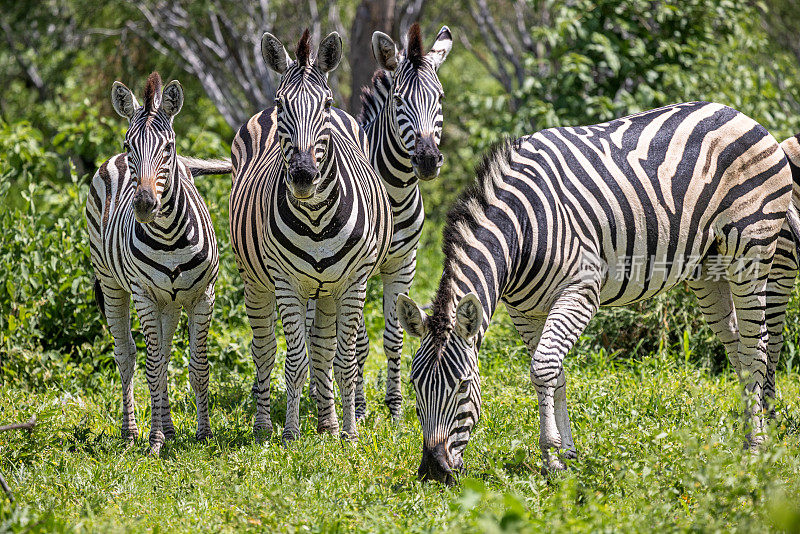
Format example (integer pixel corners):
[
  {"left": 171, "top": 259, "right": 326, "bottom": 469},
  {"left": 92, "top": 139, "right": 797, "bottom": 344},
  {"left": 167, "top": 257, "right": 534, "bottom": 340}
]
[
  {"left": 138, "top": 162, "right": 188, "bottom": 238},
  {"left": 371, "top": 99, "right": 417, "bottom": 189},
  {"left": 431, "top": 254, "right": 505, "bottom": 350}
]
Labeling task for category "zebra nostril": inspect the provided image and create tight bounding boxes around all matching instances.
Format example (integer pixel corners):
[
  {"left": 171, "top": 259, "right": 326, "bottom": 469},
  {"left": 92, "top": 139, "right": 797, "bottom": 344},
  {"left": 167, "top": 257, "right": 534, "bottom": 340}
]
[
  {"left": 437, "top": 153, "right": 444, "bottom": 166},
  {"left": 410, "top": 154, "right": 419, "bottom": 165}
]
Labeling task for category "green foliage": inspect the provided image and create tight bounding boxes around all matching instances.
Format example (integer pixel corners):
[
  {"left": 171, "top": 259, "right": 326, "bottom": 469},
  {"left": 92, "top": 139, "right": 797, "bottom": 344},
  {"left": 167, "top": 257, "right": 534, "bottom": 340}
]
[{"left": 459, "top": 0, "right": 800, "bottom": 148}]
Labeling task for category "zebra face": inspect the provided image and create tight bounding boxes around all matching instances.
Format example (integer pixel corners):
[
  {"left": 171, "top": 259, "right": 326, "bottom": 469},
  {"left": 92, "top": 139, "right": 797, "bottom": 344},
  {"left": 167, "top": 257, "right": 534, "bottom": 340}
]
[
  {"left": 262, "top": 30, "right": 342, "bottom": 201},
  {"left": 111, "top": 73, "right": 184, "bottom": 224},
  {"left": 274, "top": 87, "right": 334, "bottom": 200},
  {"left": 397, "top": 292, "right": 483, "bottom": 486},
  {"left": 372, "top": 24, "right": 452, "bottom": 181}
]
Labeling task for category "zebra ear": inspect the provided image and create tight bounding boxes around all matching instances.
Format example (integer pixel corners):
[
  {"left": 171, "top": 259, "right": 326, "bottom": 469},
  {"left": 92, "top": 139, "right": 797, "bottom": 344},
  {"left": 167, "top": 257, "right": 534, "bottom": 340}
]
[
  {"left": 427, "top": 26, "right": 452, "bottom": 70},
  {"left": 160, "top": 80, "right": 184, "bottom": 118},
  {"left": 455, "top": 293, "right": 482, "bottom": 340},
  {"left": 371, "top": 31, "right": 400, "bottom": 72},
  {"left": 397, "top": 294, "right": 428, "bottom": 338},
  {"left": 262, "top": 32, "right": 292, "bottom": 74},
  {"left": 317, "top": 32, "right": 342, "bottom": 73},
  {"left": 111, "top": 81, "right": 140, "bottom": 121}
]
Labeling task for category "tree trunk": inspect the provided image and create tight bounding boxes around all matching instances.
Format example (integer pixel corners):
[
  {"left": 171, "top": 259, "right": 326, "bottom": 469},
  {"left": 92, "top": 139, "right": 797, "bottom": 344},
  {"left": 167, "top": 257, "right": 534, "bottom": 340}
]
[{"left": 349, "top": 0, "right": 396, "bottom": 113}]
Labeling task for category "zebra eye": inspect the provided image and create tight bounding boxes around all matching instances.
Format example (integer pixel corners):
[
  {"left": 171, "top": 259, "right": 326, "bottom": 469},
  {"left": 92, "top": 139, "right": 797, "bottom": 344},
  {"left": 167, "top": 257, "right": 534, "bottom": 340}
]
[
  {"left": 123, "top": 142, "right": 130, "bottom": 153},
  {"left": 393, "top": 94, "right": 403, "bottom": 107},
  {"left": 458, "top": 378, "right": 471, "bottom": 394},
  {"left": 274, "top": 98, "right": 283, "bottom": 111},
  {"left": 324, "top": 97, "right": 333, "bottom": 110},
  {"left": 164, "top": 142, "right": 174, "bottom": 153}
]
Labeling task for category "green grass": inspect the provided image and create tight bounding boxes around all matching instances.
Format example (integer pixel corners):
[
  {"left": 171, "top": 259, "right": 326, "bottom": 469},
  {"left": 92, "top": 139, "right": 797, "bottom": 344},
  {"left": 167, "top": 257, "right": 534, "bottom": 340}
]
[{"left": 3, "top": 226, "right": 800, "bottom": 533}]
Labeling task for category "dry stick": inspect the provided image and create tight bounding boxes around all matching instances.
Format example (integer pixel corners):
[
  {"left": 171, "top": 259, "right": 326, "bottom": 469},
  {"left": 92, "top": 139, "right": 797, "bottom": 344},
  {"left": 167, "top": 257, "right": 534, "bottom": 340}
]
[{"left": 0, "top": 416, "right": 36, "bottom": 503}]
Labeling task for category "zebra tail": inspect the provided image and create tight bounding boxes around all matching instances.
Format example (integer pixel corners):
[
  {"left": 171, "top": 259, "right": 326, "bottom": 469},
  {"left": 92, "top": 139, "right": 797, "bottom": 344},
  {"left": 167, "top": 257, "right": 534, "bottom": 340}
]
[
  {"left": 93, "top": 277, "right": 106, "bottom": 319},
  {"left": 177, "top": 155, "right": 233, "bottom": 176},
  {"left": 780, "top": 134, "right": 800, "bottom": 249}
]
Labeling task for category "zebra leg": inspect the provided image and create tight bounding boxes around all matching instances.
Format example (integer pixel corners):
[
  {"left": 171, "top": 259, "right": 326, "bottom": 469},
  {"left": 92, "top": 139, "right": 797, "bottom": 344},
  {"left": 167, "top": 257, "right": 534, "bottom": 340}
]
[
  {"left": 244, "top": 283, "right": 277, "bottom": 439},
  {"left": 100, "top": 281, "right": 139, "bottom": 442},
  {"left": 132, "top": 294, "right": 169, "bottom": 455},
  {"left": 157, "top": 308, "right": 181, "bottom": 441},
  {"left": 354, "top": 320, "right": 369, "bottom": 422},
  {"left": 335, "top": 279, "right": 368, "bottom": 441},
  {"left": 306, "top": 299, "right": 318, "bottom": 402},
  {"left": 507, "top": 307, "right": 579, "bottom": 460},
  {"left": 688, "top": 278, "right": 740, "bottom": 375},
  {"left": 531, "top": 287, "right": 599, "bottom": 473},
  {"left": 381, "top": 254, "right": 416, "bottom": 419},
  {"left": 309, "top": 295, "right": 339, "bottom": 435},
  {"left": 764, "top": 229, "right": 797, "bottom": 420},
  {"left": 275, "top": 281, "right": 310, "bottom": 443},
  {"left": 188, "top": 288, "right": 214, "bottom": 441},
  {"left": 726, "top": 255, "right": 771, "bottom": 451}
]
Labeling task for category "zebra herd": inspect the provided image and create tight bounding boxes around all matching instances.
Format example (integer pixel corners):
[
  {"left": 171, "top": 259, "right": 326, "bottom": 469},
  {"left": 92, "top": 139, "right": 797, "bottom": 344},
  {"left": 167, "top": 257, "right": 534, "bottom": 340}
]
[{"left": 85, "top": 24, "right": 800, "bottom": 485}]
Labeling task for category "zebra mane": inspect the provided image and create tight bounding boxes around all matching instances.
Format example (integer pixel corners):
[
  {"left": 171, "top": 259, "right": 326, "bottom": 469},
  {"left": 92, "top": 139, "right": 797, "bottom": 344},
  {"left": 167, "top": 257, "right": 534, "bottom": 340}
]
[
  {"left": 143, "top": 71, "right": 162, "bottom": 112},
  {"left": 357, "top": 69, "right": 393, "bottom": 126},
  {"left": 296, "top": 29, "right": 312, "bottom": 67},
  {"left": 406, "top": 23, "right": 424, "bottom": 68},
  {"left": 430, "top": 139, "right": 516, "bottom": 343}
]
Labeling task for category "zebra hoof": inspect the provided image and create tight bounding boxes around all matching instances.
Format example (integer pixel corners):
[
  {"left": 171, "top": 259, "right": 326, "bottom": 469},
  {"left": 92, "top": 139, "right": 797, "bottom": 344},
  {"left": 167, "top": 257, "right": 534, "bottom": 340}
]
[
  {"left": 384, "top": 397, "right": 402, "bottom": 420},
  {"left": 561, "top": 448, "right": 578, "bottom": 461},
  {"left": 148, "top": 438, "right": 164, "bottom": 457},
  {"left": 540, "top": 451, "right": 566, "bottom": 476},
  {"left": 122, "top": 426, "right": 139, "bottom": 442},
  {"left": 355, "top": 405, "right": 367, "bottom": 423},
  {"left": 196, "top": 429, "right": 214, "bottom": 441},
  {"left": 340, "top": 430, "right": 359, "bottom": 442},
  {"left": 163, "top": 426, "right": 176, "bottom": 441},
  {"left": 253, "top": 423, "right": 273, "bottom": 443},
  {"left": 282, "top": 429, "right": 301, "bottom": 446},
  {"left": 317, "top": 420, "right": 339, "bottom": 436}
]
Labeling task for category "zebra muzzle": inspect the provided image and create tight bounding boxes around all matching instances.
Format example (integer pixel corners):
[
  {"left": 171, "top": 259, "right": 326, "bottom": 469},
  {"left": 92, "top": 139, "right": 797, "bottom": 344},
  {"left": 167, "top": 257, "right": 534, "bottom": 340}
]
[
  {"left": 132, "top": 187, "right": 160, "bottom": 223},
  {"left": 287, "top": 150, "right": 320, "bottom": 199},
  {"left": 411, "top": 135, "right": 443, "bottom": 181},
  {"left": 418, "top": 442, "right": 456, "bottom": 486}
]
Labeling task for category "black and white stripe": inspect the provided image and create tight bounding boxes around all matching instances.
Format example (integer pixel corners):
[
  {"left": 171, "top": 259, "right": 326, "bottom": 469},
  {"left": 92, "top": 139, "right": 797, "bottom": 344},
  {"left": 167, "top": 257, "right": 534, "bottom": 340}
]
[
  {"left": 229, "top": 31, "right": 393, "bottom": 442},
  {"left": 86, "top": 72, "right": 222, "bottom": 454},
  {"left": 397, "top": 102, "right": 795, "bottom": 483}
]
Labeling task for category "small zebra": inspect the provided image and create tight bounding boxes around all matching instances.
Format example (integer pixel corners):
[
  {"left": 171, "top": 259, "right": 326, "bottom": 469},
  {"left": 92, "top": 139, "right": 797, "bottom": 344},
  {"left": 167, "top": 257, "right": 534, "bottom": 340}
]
[
  {"left": 230, "top": 31, "right": 393, "bottom": 441},
  {"left": 397, "top": 102, "right": 795, "bottom": 483},
  {"left": 307, "top": 23, "right": 453, "bottom": 419},
  {"left": 86, "top": 72, "right": 226, "bottom": 454}
]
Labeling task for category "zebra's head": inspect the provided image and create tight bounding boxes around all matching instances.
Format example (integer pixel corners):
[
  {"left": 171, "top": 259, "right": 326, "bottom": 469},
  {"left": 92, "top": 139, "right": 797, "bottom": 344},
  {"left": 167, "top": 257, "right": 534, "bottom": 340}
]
[
  {"left": 262, "top": 29, "right": 342, "bottom": 201},
  {"left": 397, "top": 292, "right": 483, "bottom": 486},
  {"left": 111, "top": 72, "right": 183, "bottom": 224},
  {"left": 372, "top": 24, "right": 452, "bottom": 181}
]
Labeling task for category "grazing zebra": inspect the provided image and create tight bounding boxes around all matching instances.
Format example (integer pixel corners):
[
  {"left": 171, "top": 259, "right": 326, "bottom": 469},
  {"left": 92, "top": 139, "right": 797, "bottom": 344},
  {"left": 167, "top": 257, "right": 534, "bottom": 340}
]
[
  {"left": 307, "top": 23, "right": 453, "bottom": 419},
  {"left": 86, "top": 72, "right": 225, "bottom": 454},
  {"left": 396, "top": 102, "right": 795, "bottom": 484},
  {"left": 230, "top": 30, "right": 393, "bottom": 441}
]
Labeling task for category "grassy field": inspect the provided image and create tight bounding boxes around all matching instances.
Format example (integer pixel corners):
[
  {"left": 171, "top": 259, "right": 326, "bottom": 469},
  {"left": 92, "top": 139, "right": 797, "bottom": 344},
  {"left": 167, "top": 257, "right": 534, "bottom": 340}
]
[{"left": 3, "top": 225, "right": 800, "bottom": 533}]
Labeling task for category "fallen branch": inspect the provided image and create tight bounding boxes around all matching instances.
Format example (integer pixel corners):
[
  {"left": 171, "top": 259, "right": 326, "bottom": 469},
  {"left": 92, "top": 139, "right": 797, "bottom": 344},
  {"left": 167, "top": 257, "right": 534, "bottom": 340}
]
[
  {"left": 0, "top": 416, "right": 36, "bottom": 433},
  {"left": 0, "top": 416, "right": 36, "bottom": 503}
]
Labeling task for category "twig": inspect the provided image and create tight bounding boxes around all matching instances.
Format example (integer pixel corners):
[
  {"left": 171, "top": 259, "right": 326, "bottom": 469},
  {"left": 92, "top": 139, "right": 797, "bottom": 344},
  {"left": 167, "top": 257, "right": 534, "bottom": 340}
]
[
  {"left": 0, "top": 416, "right": 36, "bottom": 433},
  {"left": 0, "top": 416, "right": 36, "bottom": 503}
]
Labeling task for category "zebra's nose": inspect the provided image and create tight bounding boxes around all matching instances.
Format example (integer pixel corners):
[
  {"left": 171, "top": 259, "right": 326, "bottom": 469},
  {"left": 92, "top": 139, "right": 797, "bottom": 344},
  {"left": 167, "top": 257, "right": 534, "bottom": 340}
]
[
  {"left": 411, "top": 135, "right": 442, "bottom": 181},
  {"left": 418, "top": 442, "right": 456, "bottom": 486},
  {"left": 132, "top": 187, "right": 159, "bottom": 223},
  {"left": 287, "top": 149, "right": 319, "bottom": 199}
]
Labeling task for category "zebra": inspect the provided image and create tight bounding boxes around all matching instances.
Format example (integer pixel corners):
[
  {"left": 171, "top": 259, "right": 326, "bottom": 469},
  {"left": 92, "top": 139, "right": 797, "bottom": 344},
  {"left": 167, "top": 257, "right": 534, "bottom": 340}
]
[
  {"left": 306, "top": 22, "right": 453, "bottom": 419},
  {"left": 229, "top": 30, "right": 393, "bottom": 442},
  {"left": 396, "top": 101, "right": 796, "bottom": 484},
  {"left": 86, "top": 72, "right": 226, "bottom": 455}
]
